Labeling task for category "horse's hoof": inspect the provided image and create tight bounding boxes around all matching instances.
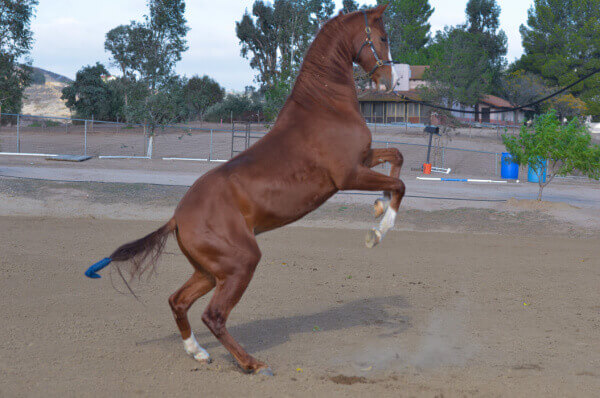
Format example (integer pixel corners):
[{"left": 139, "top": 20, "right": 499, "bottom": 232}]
[
  {"left": 190, "top": 353, "right": 212, "bottom": 364},
  {"left": 365, "top": 229, "right": 381, "bottom": 248},
  {"left": 255, "top": 367, "right": 274, "bottom": 376},
  {"left": 373, "top": 198, "right": 388, "bottom": 218},
  {"left": 201, "top": 356, "right": 213, "bottom": 364}
]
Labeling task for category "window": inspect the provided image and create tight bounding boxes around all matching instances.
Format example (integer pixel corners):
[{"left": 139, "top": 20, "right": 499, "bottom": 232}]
[
  {"left": 385, "top": 102, "right": 405, "bottom": 122},
  {"left": 361, "top": 102, "right": 372, "bottom": 116},
  {"left": 373, "top": 102, "right": 384, "bottom": 123}
]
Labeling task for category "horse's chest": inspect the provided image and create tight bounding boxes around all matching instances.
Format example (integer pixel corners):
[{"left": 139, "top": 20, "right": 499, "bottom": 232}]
[{"left": 343, "top": 128, "right": 372, "bottom": 158}]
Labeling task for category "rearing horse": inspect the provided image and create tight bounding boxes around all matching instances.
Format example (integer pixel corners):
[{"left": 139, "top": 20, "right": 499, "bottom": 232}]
[{"left": 87, "top": 4, "right": 405, "bottom": 376}]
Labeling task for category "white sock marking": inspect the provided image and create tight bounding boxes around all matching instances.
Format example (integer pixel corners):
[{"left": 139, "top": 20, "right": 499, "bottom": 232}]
[
  {"left": 183, "top": 333, "right": 210, "bottom": 361},
  {"left": 378, "top": 207, "right": 397, "bottom": 237}
]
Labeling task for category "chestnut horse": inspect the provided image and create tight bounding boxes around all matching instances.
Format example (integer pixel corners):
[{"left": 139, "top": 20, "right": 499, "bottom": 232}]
[{"left": 87, "top": 4, "right": 405, "bottom": 376}]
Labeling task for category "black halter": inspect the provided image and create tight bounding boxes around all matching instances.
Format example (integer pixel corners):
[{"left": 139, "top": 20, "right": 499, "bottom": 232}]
[{"left": 353, "top": 11, "right": 393, "bottom": 78}]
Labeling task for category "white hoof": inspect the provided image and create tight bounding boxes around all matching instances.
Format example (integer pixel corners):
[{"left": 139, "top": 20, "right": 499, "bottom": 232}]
[
  {"left": 366, "top": 207, "right": 397, "bottom": 248},
  {"left": 183, "top": 333, "right": 211, "bottom": 363},
  {"left": 365, "top": 229, "right": 382, "bottom": 248}
]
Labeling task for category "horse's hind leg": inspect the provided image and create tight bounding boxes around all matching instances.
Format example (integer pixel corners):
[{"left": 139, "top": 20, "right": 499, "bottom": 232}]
[
  {"left": 199, "top": 245, "right": 271, "bottom": 375},
  {"left": 367, "top": 148, "right": 404, "bottom": 217},
  {"left": 169, "top": 270, "right": 216, "bottom": 362}
]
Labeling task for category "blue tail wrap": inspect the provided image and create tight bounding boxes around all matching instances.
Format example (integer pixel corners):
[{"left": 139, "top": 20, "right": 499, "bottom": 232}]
[{"left": 85, "top": 257, "right": 112, "bottom": 279}]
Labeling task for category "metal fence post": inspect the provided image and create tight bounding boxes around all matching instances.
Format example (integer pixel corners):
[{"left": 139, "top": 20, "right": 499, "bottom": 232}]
[
  {"left": 494, "top": 153, "right": 498, "bottom": 175},
  {"left": 16, "top": 114, "right": 20, "bottom": 153},
  {"left": 84, "top": 120, "right": 88, "bottom": 156},
  {"left": 385, "top": 141, "right": 389, "bottom": 172},
  {"left": 442, "top": 147, "right": 446, "bottom": 169},
  {"left": 230, "top": 124, "right": 235, "bottom": 158},
  {"left": 209, "top": 129, "right": 213, "bottom": 161}
]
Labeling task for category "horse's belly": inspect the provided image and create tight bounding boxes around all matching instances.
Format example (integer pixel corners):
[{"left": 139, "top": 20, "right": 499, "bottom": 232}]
[{"left": 251, "top": 180, "right": 337, "bottom": 233}]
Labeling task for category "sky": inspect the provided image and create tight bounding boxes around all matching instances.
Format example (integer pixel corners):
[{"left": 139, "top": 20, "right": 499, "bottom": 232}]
[{"left": 30, "top": 0, "right": 533, "bottom": 92}]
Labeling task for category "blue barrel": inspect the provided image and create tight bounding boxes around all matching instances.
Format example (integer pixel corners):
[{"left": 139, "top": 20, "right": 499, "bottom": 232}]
[
  {"left": 501, "top": 152, "right": 519, "bottom": 179},
  {"left": 528, "top": 158, "right": 547, "bottom": 183}
]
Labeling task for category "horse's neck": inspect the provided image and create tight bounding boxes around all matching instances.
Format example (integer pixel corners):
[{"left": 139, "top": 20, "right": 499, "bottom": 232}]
[{"left": 286, "top": 33, "right": 359, "bottom": 116}]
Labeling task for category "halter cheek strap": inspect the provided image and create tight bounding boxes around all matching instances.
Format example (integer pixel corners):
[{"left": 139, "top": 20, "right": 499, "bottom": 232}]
[{"left": 353, "top": 11, "right": 393, "bottom": 78}]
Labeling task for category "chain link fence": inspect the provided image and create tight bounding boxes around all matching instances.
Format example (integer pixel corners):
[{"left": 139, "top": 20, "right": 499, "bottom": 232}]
[{"left": 2, "top": 113, "right": 509, "bottom": 177}]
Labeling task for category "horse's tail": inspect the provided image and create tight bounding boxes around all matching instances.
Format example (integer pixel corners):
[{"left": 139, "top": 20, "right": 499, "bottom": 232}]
[{"left": 85, "top": 218, "right": 177, "bottom": 282}]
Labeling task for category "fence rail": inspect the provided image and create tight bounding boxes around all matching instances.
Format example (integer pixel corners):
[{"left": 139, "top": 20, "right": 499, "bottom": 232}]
[{"left": 0, "top": 112, "right": 527, "bottom": 177}]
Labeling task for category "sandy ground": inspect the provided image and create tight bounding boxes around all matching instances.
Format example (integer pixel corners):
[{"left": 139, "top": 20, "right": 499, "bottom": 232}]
[{"left": 1, "top": 176, "right": 599, "bottom": 397}]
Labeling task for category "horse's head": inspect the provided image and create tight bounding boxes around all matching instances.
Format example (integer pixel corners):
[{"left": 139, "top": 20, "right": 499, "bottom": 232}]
[{"left": 351, "top": 4, "right": 398, "bottom": 92}]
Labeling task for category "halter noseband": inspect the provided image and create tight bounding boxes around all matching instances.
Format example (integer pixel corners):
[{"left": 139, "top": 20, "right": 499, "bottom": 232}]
[{"left": 353, "top": 11, "right": 393, "bottom": 78}]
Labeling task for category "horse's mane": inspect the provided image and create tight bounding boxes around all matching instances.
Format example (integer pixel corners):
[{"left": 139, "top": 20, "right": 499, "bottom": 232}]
[{"left": 289, "top": 11, "right": 362, "bottom": 110}]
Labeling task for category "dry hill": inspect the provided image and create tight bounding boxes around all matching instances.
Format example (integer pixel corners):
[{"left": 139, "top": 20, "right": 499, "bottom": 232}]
[{"left": 22, "top": 67, "right": 72, "bottom": 118}]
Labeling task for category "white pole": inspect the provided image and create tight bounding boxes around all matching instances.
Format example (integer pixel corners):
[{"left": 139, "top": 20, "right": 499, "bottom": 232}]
[
  {"left": 147, "top": 135, "right": 153, "bottom": 159},
  {"left": 16, "top": 114, "right": 20, "bottom": 153},
  {"left": 84, "top": 120, "right": 87, "bottom": 156},
  {"left": 209, "top": 129, "right": 213, "bottom": 161}
]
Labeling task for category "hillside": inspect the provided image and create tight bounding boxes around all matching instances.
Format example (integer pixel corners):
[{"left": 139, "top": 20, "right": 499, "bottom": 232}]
[{"left": 22, "top": 67, "right": 72, "bottom": 118}]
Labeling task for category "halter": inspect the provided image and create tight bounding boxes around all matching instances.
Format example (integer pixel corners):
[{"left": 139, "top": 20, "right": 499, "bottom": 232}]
[{"left": 353, "top": 11, "right": 393, "bottom": 78}]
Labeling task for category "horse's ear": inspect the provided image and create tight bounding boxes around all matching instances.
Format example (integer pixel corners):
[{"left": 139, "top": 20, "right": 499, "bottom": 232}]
[
  {"left": 371, "top": 3, "right": 389, "bottom": 18},
  {"left": 338, "top": 9, "right": 345, "bottom": 16}
]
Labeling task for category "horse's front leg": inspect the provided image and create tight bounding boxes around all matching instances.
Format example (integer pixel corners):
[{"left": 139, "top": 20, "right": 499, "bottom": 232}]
[
  {"left": 365, "top": 148, "right": 404, "bottom": 217},
  {"left": 340, "top": 166, "right": 406, "bottom": 248}
]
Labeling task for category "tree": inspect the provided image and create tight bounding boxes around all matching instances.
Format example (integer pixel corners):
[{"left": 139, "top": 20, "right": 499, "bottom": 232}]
[
  {"left": 422, "top": 0, "right": 507, "bottom": 115},
  {"left": 547, "top": 94, "right": 588, "bottom": 120},
  {"left": 376, "top": 0, "right": 434, "bottom": 64},
  {"left": 183, "top": 75, "right": 225, "bottom": 121},
  {"left": 139, "top": 0, "right": 189, "bottom": 89},
  {"left": 203, "top": 93, "right": 263, "bottom": 123},
  {"left": 101, "top": 0, "right": 191, "bottom": 128},
  {"left": 0, "top": 0, "right": 38, "bottom": 114},
  {"left": 465, "top": 0, "right": 507, "bottom": 93},
  {"left": 61, "top": 63, "right": 123, "bottom": 121},
  {"left": 263, "top": 69, "right": 293, "bottom": 121},
  {"left": 503, "top": 110, "right": 600, "bottom": 200},
  {"left": 501, "top": 70, "right": 552, "bottom": 112},
  {"left": 236, "top": 0, "right": 334, "bottom": 89},
  {"left": 104, "top": 0, "right": 189, "bottom": 89},
  {"left": 342, "top": 0, "right": 360, "bottom": 13},
  {"left": 104, "top": 24, "right": 136, "bottom": 79},
  {"left": 125, "top": 76, "right": 187, "bottom": 135},
  {"left": 516, "top": 0, "right": 600, "bottom": 118},
  {"left": 422, "top": 27, "right": 493, "bottom": 111}
]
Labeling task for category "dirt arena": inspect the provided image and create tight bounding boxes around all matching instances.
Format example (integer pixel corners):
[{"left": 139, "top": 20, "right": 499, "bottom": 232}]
[{"left": 1, "top": 177, "right": 599, "bottom": 397}]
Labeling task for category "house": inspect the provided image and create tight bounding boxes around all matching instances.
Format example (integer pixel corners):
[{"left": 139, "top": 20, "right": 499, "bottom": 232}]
[{"left": 358, "top": 65, "right": 529, "bottom": 125}]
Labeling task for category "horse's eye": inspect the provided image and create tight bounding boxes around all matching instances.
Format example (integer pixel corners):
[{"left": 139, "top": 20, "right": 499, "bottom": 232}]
[{"left": 381, "top": 37, "right": 388, "bottom": 43}]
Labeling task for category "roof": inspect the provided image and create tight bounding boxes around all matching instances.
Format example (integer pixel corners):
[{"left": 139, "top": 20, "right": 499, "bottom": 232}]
[
  {"left": 480, "top": 95, "right": 514, "bottom": 109},
  {"left": 357, "top": 89, "right": 422, "bottom": 102},
  {"left": 409, "top": 65, "right": 429, "bottom": 80},
  {"left": 358, "top": 89, "right": 529, "bottom": 112}
]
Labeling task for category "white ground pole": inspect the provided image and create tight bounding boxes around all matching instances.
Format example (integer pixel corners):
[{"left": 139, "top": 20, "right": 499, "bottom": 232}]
[
  {"left": 0, "top": 153, "right": 59, "bottom": 157},
  {"left": 417, "top": 177, "right": 519, "bottom": 184},
  {"left": 431, "top": 167, "right": 451, "bottom": 174}
]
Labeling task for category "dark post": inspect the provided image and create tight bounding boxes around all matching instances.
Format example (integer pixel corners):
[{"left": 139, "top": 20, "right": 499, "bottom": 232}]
[{"left": 424, "top": 126, "right": 440, "bottom": 164}]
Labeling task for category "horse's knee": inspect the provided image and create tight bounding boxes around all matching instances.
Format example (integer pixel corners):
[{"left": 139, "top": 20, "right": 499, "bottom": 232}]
[
  {"left": 396, "top": 179, "right": 406, "bottom": 197},
  {"left": 390, "top": 149, "right": 403, "bottom": 168},
  {"left": 168, "top": 293, "right": 178, "bottom": 311},
  {"left": 168, "top": 293, "right": 187, "bottom": 317},
  {"left": 202, "top": 309, "right": 226, "bottom": 338}
]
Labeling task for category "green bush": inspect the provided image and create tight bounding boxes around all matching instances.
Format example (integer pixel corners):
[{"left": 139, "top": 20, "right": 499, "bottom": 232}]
[
  {"left": 503, "top": 110, "right": 600, "bottom": 200},
  {"left": 204, "top": 94, "right": 263, "bottom": 122}
]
